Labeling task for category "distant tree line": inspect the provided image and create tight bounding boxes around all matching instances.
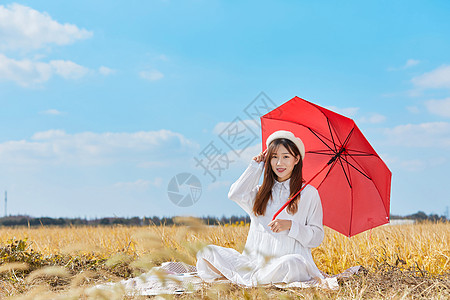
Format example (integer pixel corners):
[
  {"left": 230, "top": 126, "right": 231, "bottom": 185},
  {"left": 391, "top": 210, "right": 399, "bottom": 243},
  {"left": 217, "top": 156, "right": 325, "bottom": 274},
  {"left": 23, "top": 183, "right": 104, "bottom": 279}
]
[
  {"left": 0, "top": 211, "right": 446, "bottom": 227},
  {"left": 0, "top": 215, "right": 251, "bottom": 227},
  {"left": 390, "top": 211, "right": 448, "bottom": 222}
]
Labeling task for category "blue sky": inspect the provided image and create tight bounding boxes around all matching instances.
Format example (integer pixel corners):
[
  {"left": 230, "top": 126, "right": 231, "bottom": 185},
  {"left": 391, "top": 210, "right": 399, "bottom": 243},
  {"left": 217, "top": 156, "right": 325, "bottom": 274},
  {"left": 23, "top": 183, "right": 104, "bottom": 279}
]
[{"left": 0, "top": 1, "right": 449, "bottom": 219}]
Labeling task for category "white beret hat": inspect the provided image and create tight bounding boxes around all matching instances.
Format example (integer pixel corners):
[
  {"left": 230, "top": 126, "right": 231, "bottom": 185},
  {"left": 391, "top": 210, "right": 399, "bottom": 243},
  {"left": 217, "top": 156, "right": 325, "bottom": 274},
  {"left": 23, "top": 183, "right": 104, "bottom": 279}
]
[{"left": 266, "top": 130, "right": 305, "bottom": 159}]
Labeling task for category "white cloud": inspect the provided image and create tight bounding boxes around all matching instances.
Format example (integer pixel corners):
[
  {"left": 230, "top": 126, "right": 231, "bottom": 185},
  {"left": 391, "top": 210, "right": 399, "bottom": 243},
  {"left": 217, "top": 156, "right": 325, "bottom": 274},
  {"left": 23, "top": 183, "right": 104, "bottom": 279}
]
[
  {"left": 139, "top": 69, "right": 164, "bottom": 81},
  {"left": 212, "top": 119, "right": 260, "bottom": 135},
  {"left": 114, "top": 178, "right": 163, "bottom": 189},
  {"left": 219, "top": 143, "right": 261, "bottom": 168},
  {"left": 235, "top": 143, "right": 262, "bottom": 166},
  {"left": 0, "top": 3, "right": 92, "bottom": 51},
  {"left": 50, "top": 60, "right": 89, "bottom": 79},
  {"left": 406, "top": 106, "right": 420, "bottom": 114},
  {"left": 324, "top": 105, "right": 386, "bottom": 123},
  {"left": 377, "top": 152, "right": 396, "bottom": 166},
  {"left": 157, "top": 54, "right": 169, "bottom": 61},
  {"left": 210, "top": 119, "right": 264, "bottom": 167},
  {"left": 40, "top": 109, "right": 63, "bottom": 115},
  {"left": 32, "top": 129, "right": 66, "bottom": 140},
  {"left": 357, "top": 113, "right": 386, "bottom": 124},
  {"left": 0, "top": 54, "right": 89, "bottom": 86},
  {"left": 315, "top": 105, "right": 387, "bottom": 124},
  {"left": 384, "top": 155, "right": 447, "bottom": 172},
  {"left": 388, "top": 59, "right": 420, "bottom": 71},
  {"left": 98, "top": 66, "right": 116, "bottom": 76},
  {"left": 404, "top": 59, "right": 420, "bottom": 68},
  {"left": 0, "top": 4, "right": 95, "bottom": 87},
  {"left": 383, "top": 122, "right": 450, "bottom": 148},
  {"left": 425, "top": 98, "right": 450, "bottom": 118},
  {"left": 0, "top": 53, "right": 51, "bottom": 85},
  {"left": 399, "top": 159, "right": 426, "bottom": 172},
  {"left": 411, "top": 65, "right": 450, "bottom": 89},
  {"left": 0, "top": 129, "right": 198, "bottom": 166},
  {"left": 325, "top": 106, "right": 359, "bottom": 118}
]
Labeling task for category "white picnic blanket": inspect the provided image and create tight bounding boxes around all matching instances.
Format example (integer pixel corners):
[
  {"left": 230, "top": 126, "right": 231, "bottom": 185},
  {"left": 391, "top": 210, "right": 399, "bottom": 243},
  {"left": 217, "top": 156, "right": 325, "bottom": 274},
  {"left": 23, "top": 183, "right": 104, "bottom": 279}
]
[{"left": 88, "top": 262, "right": 361, "bottom": 296}]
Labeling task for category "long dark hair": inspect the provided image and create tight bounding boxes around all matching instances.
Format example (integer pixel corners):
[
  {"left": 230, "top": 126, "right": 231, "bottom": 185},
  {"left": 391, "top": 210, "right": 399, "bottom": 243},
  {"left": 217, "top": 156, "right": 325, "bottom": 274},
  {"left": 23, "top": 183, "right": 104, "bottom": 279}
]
[{"left": 253, "top": 138, "right": 303, "bottom": 216}]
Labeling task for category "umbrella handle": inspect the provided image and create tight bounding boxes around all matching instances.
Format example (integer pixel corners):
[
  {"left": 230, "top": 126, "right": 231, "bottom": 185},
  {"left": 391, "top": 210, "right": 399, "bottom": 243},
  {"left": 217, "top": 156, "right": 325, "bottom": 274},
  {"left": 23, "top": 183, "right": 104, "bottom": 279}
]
[{"left": 272, "top": 163, "right": 329, "bottom": 221}]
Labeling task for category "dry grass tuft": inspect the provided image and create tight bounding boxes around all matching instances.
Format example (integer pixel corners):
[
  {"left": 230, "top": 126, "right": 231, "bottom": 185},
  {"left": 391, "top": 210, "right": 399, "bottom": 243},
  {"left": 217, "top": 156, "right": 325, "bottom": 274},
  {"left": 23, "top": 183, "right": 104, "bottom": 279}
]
[
  {"left": 0, "top": 220, "right": 448, "bottom": 299},
  {"left": 0, "top": 262, "right": 29, "bottom": 274}
]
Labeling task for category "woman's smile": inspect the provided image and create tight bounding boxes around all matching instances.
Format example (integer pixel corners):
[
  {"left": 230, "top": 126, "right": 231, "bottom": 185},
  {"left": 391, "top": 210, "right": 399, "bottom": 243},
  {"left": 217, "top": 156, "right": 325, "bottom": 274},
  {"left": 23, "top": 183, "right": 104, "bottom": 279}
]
[{"left": 270, "top": 144, "right": 300, "bottom": 182}]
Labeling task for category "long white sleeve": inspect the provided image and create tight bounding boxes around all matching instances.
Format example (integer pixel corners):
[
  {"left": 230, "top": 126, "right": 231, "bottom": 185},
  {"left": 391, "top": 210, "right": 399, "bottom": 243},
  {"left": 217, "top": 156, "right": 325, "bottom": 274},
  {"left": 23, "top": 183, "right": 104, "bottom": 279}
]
[
  {"left": 228, "top": 160, "right": 264, "bottom": 216},
  {"left": 287, "top": 186, "right": 324, "bottom": 248}
]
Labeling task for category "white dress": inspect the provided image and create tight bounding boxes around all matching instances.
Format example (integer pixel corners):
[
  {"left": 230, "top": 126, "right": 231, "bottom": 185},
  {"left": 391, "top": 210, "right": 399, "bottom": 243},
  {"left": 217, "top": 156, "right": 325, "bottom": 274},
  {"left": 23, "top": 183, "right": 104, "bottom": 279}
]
[{"left": 196, "top": 160, "right": 327, "bottom": 287}]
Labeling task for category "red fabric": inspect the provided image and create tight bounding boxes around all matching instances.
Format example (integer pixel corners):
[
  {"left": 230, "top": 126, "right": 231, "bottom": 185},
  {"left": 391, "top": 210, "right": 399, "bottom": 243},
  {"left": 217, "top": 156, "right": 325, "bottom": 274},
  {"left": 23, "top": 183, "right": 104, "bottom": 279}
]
[{"left": 261, "top": 96, "right": 392, "bottom": 237}]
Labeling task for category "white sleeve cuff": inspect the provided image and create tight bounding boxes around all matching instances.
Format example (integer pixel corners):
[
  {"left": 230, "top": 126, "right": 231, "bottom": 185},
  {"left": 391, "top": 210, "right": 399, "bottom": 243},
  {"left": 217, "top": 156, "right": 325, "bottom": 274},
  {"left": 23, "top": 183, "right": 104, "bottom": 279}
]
[
  {"left": 288, "top": 219, "right": 300, "bottom": 240},
  {"left": 249, "top": 159, "right": 264, "bottom": 169}
]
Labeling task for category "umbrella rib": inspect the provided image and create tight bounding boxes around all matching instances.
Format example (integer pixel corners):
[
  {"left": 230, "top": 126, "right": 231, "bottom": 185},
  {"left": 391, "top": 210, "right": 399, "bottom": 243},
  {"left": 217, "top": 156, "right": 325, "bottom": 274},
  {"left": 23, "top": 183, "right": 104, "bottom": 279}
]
[
  {"left": 341, "top": 128, "right": 354, "bottom": 149},
  {"left": 346, "top": 149, "right": 378, "bottom": 157},
  {"left": 340, "top": 155, "right": 372, "bottom": 181},
  {"left": 308, "top": 128, "right": 335, "bottom": 152},
  {"left": 347, "top": 149, "right": 375, "bottom": 155},
  {"left": 346, "top": 157, "right": 354, "bottom": 238},
  {"left": 268, "top": 117, "right": 337, "bottom": 147},
  {"left": 338, "top": 156, "right": 352, "bottom": 188},
  {"left": 345, "top": 153, "right": 376, "bottom": 157},
  {"left": 316, "top": 159, "right": 338, "bottom": 190},
  {"left": 326, "top": 118, "right": 339, "bottom": 153},
  {"left": 339, "top": 155, "right": 354, "bottom": 237},
  {"left": 307, "top": 150, "right": 336, "bottom": 156},
  {"left": 345, "top": 153, "right": 390, "bottom": 220}
]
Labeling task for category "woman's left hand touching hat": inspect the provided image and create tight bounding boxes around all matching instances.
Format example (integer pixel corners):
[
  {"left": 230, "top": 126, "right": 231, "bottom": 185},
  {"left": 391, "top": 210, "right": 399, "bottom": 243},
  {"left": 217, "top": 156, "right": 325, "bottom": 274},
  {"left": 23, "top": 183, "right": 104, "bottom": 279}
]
[{"left": 252, "top": 149, "right": 267, "bottom": 163}]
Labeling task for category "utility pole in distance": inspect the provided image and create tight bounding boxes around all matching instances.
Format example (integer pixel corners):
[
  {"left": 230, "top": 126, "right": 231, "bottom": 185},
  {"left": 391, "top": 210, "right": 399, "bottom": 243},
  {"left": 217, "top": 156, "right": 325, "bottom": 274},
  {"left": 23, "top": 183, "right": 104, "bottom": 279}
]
[{"left": 4, "top": 191, "right": 7, "bottom": 217}]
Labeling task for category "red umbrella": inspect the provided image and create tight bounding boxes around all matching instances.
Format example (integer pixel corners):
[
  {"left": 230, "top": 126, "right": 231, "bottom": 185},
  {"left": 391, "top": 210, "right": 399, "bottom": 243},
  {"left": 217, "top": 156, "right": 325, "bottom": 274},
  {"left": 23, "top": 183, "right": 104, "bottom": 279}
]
[{"left": 261, "top": 96, "right": 392, "bottom": 237}]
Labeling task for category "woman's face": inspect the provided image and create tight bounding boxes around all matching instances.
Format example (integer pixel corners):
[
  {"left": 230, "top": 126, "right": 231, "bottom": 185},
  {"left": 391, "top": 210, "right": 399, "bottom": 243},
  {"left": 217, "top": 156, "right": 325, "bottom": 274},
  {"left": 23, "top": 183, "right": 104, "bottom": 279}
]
[{"left": 270, "top": 144, "right": 300, "bottom": 182}]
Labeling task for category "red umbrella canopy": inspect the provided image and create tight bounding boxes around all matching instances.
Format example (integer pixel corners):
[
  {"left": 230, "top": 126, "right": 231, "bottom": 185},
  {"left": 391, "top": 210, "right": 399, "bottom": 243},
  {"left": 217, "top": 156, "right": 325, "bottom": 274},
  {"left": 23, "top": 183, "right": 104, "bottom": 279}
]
[{"left": 261, "top": 96, "right": 392, "bottom": 237}]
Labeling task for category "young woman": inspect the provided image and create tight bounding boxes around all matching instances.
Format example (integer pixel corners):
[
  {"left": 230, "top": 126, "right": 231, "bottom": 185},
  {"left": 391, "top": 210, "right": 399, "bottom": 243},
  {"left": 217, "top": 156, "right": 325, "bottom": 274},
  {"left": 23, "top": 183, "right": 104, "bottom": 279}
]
[{"left": 196, "top": 130, "right": 328, "bottom": 286}]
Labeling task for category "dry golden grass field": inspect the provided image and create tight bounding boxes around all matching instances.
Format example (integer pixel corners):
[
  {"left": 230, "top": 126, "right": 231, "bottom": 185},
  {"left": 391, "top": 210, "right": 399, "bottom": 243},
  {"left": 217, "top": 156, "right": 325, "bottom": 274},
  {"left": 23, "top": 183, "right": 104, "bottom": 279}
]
[{"left": 0, "top": 218, "right": 448, "bottom": 299}]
